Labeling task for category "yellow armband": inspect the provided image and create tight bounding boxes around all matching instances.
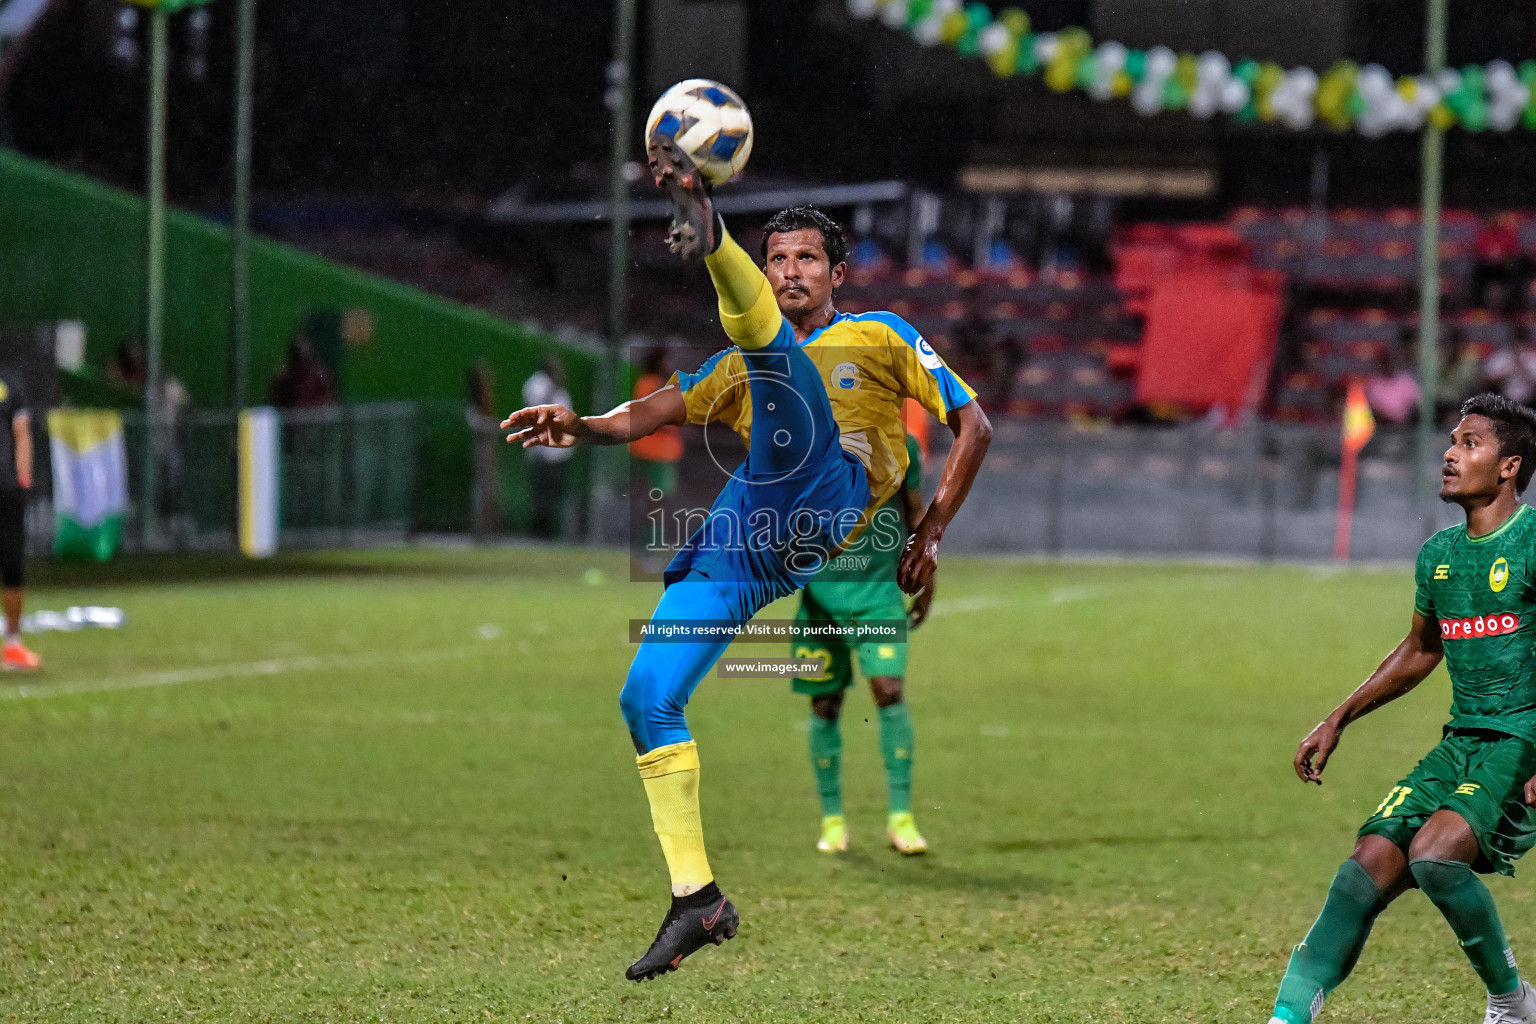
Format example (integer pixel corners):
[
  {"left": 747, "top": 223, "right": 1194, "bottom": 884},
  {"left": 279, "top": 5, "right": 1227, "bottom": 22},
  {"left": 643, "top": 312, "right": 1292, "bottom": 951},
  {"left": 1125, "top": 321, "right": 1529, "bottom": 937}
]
[{"left": 704, "top": 228, "right": 783, "bottom": 351}]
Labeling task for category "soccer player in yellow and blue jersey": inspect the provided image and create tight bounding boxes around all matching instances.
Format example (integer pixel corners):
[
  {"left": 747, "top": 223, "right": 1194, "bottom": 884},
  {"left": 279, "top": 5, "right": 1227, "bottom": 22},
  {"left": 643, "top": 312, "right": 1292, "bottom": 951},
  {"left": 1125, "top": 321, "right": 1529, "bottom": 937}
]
[{"left": 503, "top": 139, "right": 991, "bottom": 980}]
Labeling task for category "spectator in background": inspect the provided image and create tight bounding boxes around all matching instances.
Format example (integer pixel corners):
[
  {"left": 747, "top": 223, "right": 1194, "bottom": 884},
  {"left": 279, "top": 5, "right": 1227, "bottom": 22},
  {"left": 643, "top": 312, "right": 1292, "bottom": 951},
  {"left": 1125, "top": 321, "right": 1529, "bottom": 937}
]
[
  {"left": 0, "top": 368, "right": 39, "bottom": 671},
  {"left": 268, "top": 335, "right": 335, "bottom": 409},
  {"left": 1364, "top": 345, "right": 1421, "bottom": 425},
  {"left": 522, "top": 358, "right": 573, "bottom": 539},
  {"left": 1484, "top": 336, "right": 1536, "bottom": 406},
  {"left": 630, "top": 350, "right": 683, "bottom": 559},
  {"left": 1474, "top": 213, "right": 1522, "bottom": 312},
  {"left": 108, "top": 339, "right": 145, "bottom": 392},
  {"left": 1438, "top": 338, "right": 1488, "bottom": 422},
  {"left": 466, "top": 361, "right": 500, "bottom": 539}
]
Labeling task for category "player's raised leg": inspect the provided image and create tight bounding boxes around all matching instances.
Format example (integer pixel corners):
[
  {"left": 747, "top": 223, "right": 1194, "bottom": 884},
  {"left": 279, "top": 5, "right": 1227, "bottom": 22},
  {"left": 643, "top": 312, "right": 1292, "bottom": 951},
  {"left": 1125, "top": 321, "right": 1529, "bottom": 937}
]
[{"left": 620, "top": 574, "right": 744, "bottom": 981}]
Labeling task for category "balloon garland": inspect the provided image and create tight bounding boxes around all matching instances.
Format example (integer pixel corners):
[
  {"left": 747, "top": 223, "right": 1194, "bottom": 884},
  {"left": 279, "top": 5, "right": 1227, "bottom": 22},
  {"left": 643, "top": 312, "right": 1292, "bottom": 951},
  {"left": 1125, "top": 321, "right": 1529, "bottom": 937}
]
[{"left": 845, "top": 0, "right": 1536, "bottom": 135}]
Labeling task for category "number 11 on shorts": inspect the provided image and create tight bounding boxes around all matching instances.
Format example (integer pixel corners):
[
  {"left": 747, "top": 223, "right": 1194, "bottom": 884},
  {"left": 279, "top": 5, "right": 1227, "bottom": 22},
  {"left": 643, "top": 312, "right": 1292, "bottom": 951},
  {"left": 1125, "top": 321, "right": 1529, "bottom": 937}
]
[{"left": 1374, "top": 786, "right": 1413, "bottom": 818}]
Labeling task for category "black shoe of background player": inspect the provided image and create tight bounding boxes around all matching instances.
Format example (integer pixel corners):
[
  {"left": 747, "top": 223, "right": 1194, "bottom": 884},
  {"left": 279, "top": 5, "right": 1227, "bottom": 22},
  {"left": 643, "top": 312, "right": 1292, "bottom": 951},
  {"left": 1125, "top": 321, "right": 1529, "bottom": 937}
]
[
  {"left": 645, "top": 130, "right": 718, "bottom": 261},
  {"left": 624, "top": 882, "right": 739, "bottom": 981}
]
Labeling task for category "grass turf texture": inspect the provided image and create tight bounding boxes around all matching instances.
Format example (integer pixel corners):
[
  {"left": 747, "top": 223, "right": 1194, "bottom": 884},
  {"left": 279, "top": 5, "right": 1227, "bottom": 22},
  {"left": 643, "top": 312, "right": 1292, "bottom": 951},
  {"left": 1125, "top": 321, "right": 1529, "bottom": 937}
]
[{"left": 0, "top": 549, "right": 1520, "bottom": 1021}]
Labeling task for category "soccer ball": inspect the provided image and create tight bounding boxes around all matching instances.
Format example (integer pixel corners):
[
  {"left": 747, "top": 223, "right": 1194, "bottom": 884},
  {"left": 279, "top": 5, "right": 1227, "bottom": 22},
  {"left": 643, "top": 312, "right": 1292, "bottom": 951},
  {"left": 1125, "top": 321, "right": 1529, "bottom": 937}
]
[{"left": 644, "top": 79, "right": 754, "bottom": 186}]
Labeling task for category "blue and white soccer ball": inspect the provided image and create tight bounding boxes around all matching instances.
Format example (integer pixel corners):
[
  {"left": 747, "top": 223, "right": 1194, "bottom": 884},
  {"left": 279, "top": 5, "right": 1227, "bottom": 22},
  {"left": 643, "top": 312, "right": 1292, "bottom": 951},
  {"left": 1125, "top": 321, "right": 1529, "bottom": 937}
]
[{"left": 644, "top": 79, "right": 754, "bottom": 186}]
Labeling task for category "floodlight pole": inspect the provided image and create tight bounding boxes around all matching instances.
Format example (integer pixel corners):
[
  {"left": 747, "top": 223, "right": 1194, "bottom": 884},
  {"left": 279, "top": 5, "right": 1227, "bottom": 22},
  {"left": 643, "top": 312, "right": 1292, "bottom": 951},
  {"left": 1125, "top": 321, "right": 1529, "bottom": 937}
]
[
  {"left": 595, "top": 0, "right": 637, "bottom": 542},
  {"left": 230, "top": 0, "right": 255, "bottom": 409},
  {"left": 143, "top": 2, "right": 168, "bottom": 547},
  {"left": 1414, "top": 0, "right": 1447, "bottom": 534}
]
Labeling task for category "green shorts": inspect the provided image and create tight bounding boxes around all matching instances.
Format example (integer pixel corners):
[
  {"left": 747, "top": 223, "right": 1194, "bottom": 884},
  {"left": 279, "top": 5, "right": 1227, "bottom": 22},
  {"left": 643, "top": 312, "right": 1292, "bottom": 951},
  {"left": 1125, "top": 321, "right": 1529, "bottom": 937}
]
[
  {"left": 790, "top": 582, "right": 907, "bottom": 697},
  {"left": 1357, "top": 728, "right": 1536, "bottom": 876}
]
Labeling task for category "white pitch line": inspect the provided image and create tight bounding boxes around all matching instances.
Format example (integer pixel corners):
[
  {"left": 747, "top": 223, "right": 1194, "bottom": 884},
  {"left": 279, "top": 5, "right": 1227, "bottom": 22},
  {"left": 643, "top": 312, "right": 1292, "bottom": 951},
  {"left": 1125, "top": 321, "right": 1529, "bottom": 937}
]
[{"left": 0, "top": 646, "right": 484, "bottom": 701}]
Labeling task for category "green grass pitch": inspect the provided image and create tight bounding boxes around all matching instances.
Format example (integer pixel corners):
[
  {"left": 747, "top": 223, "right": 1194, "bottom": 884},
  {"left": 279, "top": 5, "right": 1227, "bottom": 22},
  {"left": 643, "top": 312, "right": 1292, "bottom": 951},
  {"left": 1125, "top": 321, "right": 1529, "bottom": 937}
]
[{"left": 0, "top": 549, "right": 1520, "bottom": 1021}]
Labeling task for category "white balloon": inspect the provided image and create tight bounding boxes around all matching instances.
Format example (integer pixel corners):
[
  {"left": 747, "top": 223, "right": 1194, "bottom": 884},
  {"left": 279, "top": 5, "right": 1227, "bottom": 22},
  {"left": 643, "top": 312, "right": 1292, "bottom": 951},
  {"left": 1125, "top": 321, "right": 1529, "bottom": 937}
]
[
  {"left": 879, "top": 0, "right": 910, "bottom": 29},
  {"left": 1289, "top": 66, "right": 1319, "bottom": 94},
  {"left": 1281, "top": 102, "right": 1314, "bottom": 130},
  {"left": 1436, "top": 68, "right": 1461, "bottom": 94},
  {"left": 1358, "top": 64, "right": 1393, "bottom": 101},
  {"left": 931, "top": 0, "right": 962, "bottom": 14},
  {"left": 1491, "top": 100, "right": 1523, "bottom": 132},
  {"left": 1488, "top": 60, "right": 1518, "bottom": 91},
  {"left": 1088, "top": 76, "right": 1116, "bottom": 101},
  {"left": 1146, "top": 46, "right": 1177, "bottom": 81},
  {"left": 1095, "top": 40, "right": 1128, "bottom": 74},
  {"left": 846, "top": 0, "right": 880, "bottom": 19},
  {"left": 1189, "top": 89, "right": 1219, "bottom": 119},
  {"left": 1197, "top": 50, "right": 1230, "bottom": 85},
  {"left": 1219, "top": 77, "right": 1250, "bottom": 113},
  {"left": 978, "top": 20, "right": 1011, "bottom": 56},
  {"left": 912, "top": 13, "right": 945, "bottom": 46},
  {"left": 1414, "top": 78, "right": 1441, "bottom": 112},
  {"left": 1131, "top": 79, "right": 1164, "bottom": 116},
  {"left": 1033, "top": 32, "right": 1059, "bottom": 64}
]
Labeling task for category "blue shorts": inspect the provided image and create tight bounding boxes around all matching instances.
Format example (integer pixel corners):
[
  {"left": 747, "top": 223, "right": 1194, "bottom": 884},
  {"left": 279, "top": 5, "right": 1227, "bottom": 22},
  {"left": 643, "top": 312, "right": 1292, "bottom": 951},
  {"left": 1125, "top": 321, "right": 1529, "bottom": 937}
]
[{"left": 622, "top": 320, "right": 872, "bottom": 751}]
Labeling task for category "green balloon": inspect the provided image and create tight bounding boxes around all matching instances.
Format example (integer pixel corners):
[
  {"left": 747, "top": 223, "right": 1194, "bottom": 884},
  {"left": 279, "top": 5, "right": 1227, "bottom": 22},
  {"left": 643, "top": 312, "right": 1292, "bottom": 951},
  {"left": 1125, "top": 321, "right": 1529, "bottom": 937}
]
[
  {"left": 1235, "top": 59, "right": 1260, "bottom": 85},
  {"left": 1522, "top": 104, "right": 1536, "bottom": 130},
  {"left": 965, "top": 1, "right": 991, "bottom": 29},
  {"left": 906, "top": 0, "right": 934, "bottom": 28},
  {"left": 1075, "top": 52, "right": 1097, "bottom": 88},
  {"left": 957, "top": 27, "right": 981, "bottom": 57},
  {"left": 1235, "top": 101, "right": 1259, "bottom": 123},
  {"left": 1464, "top": 101, "right": 1489, "bottom": 132},
  {"left": 1163, "top": 76, "right": 1187, "bottom": 109},
  {"left": 1520, "top": 60, "right": 1536, "bottom": 86},
  {"left": 1346, "top": 90, "right": 1364, "bottom": 118},
  {"left": 1125, "top": 50, "right": 1146, "bottom": 82},
  {"left": 1015, "top": 34, "right": 1039, "bottom": 75}
]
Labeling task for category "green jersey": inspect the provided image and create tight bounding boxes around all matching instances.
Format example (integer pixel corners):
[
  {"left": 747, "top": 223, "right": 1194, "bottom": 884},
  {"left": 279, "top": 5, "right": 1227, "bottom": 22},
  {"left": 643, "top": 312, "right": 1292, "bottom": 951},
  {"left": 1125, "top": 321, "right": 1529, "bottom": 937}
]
[
  {"left": 1414, "top": 503, "right": 1536, "bottom": 743},
  {"left": 806, "top": 434, "right": 922, "bottom": 592}
]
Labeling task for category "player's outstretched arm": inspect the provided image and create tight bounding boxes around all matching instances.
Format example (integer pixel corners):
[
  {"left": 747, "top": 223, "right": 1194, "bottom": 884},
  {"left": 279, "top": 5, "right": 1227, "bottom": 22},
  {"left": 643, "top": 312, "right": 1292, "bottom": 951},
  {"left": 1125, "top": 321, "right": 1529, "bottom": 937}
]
[
  {"left": 1294, "top": 611, "right": 1443, "bottom": 785},
  {"left": 704, "top": 227, "right": 783, "bottom": 351},
  {"left": 502, "top": 385, "right": 686, "bottom": 449},
  {"left": 897, "top": 401, "right": 992, "bottom": 596}
]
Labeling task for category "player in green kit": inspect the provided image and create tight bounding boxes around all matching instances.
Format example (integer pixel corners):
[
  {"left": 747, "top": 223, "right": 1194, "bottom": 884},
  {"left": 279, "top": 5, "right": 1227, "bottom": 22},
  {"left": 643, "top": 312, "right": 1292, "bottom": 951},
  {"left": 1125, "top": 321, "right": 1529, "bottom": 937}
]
[
  {"left": 791, "top": 432, "right": 932, "bottom": 856},
  {"left": 1267, "top": 395, "right": 1536, "bottom": 1024}
]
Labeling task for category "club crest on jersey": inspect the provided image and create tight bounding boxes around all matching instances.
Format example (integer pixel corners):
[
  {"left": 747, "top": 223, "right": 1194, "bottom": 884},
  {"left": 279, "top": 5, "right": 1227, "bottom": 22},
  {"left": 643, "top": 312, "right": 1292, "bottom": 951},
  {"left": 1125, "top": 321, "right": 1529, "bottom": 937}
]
[
  {"left": 1491, "top": 557, "right": 1510, "bottom": 593},
  {"left": 914, "top": 337, "right": 944, "bottom": 370},
  {"left": 831, "top": 362, "right": 860, "bottom": 390}
]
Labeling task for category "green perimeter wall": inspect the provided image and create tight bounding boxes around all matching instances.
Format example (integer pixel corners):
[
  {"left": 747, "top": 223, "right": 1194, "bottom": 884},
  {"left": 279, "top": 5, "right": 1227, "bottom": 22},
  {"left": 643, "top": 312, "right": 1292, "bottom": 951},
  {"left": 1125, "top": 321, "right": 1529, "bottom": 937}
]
[{"left": 0, "top": 149, "right": 596, "bottom": 532}]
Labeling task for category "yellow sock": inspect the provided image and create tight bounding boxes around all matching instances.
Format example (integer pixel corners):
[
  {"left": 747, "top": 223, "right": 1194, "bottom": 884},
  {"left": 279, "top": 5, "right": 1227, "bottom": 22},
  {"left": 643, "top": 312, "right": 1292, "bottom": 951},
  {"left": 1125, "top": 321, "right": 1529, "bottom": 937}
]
[
  {"left": 637, "top": 740, "right": 713, "bottom": 894},
  {"left": 704, "top": 229, "right": 783, "bottom": 351}
]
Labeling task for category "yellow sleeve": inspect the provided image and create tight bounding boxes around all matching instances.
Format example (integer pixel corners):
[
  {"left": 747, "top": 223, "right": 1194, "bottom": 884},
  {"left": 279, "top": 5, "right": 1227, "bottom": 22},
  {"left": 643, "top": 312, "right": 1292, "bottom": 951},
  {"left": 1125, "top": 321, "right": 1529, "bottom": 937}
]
[
  {"left": 672, "top": 350, "right": 746, "bottom": 427},
  {"left": 883, "top": 321, "right": 976, "bottom": 420},
  {"left": 703, "top": 228, "right": 784, "bottom": 351}
]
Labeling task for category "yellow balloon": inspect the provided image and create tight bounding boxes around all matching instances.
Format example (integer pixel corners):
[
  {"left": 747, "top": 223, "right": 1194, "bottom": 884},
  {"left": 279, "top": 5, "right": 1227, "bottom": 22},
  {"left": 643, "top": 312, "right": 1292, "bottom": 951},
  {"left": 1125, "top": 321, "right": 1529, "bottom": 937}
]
[
  {"left": 941, "top": 9, "right": 968, "bottom": 45},
  {"left": 988, "top": 42, "right": 1019, "bottom": 77},
  {"left": 1396, "top": 76, "right": 1417, "bottom": 103},
  {"left": 1255, "top": 64, "right": 1284, "bottom": 121},
  {"left": 1112, "top": 69, "right": 1133, "bottom": 97},
  {"left": 998, "top": 7, "right": 1029, "bottom": 35},
  {"left": 1057, "top": 26, "right": 1092, "bottom": 56},
  {"left": 1430, "top": 103, "right": 1456, "bottom": 130},
  {"left": 1045, "top": 52, "right": 1076, "bottom": 92},
  {"left": 1174, "top": 53, "right": 1198, "bottom": 92}
]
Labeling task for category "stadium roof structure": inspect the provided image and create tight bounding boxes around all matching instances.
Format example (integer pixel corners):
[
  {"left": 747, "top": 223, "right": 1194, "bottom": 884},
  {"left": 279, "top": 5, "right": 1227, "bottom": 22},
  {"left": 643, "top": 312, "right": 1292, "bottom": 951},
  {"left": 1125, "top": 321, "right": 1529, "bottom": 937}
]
[{"left": 486, "top": 179, "right": 909, "bottom": 225}]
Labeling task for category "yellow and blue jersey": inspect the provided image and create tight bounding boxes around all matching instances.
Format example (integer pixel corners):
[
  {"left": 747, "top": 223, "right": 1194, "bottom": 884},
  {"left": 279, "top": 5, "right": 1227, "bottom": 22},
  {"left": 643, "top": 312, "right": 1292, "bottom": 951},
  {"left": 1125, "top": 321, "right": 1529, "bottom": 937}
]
[{"left": 672, "top": 311, "right": 975, "bottom": 509}]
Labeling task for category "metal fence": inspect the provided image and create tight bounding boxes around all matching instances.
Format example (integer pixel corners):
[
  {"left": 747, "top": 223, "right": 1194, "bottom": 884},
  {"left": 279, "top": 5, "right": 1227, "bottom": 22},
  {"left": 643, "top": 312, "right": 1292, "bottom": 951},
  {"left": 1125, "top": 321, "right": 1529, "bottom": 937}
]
[
  {"left": 937, "top": 419, "right": 1457, "bottom": 563},
  {"left": 26, "top": 403, "right": 419, "bottom": 554},
  {"left": 21, "top": 406, "right": 1454, "bottom": 564}
]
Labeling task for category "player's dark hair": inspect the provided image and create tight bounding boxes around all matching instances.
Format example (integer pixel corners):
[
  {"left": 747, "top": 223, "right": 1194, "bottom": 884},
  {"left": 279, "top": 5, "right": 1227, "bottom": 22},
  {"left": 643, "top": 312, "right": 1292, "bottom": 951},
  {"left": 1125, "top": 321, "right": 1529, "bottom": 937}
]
[
  {"left": 760, "top": 206, "right": 848, "bottom": 268},
  {"left": 1460, "top": 392, "right": 1536, "bottom": 492}
]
